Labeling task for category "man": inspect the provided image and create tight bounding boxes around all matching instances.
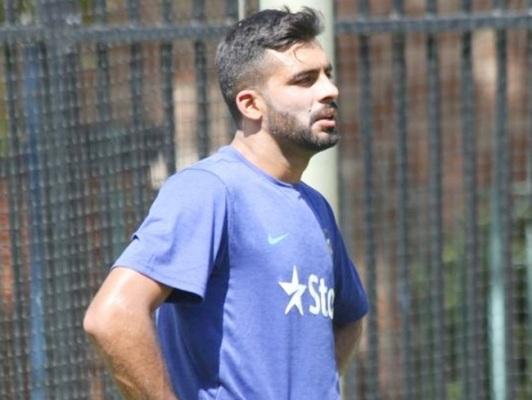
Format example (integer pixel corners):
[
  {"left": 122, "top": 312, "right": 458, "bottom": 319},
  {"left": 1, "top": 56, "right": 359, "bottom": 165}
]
[{"left": 84, "top": 7, "right": 368, "bottom": 400}]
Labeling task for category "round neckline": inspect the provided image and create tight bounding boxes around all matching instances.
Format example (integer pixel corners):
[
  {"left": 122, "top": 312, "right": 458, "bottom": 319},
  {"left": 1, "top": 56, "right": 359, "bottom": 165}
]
[{"left": 220, "top": 145, "right": 303, "bottom": 190}]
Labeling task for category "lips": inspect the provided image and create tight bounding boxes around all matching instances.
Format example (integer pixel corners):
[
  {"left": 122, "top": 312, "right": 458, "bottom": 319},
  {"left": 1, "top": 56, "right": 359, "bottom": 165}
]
[
  {"left": 312, "top": 109, "right": 336, "bottom": 124},
  {"left": 312, "top": 108, "right": 337, "bottom": 130},
  {"left": 316, "top": 118, "right": 336, "bottom": 130}
]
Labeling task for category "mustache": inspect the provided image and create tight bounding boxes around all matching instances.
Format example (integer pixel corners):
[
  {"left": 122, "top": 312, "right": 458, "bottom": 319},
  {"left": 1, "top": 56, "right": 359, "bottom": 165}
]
[{"left": 310, "top": 102, "right": 338, "bottom": 123}]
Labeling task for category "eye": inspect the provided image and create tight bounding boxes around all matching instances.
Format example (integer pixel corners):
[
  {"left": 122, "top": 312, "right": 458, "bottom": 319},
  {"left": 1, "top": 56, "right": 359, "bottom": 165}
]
[{"left": 292, "top": 73, "right": 317, "bottom": 87}]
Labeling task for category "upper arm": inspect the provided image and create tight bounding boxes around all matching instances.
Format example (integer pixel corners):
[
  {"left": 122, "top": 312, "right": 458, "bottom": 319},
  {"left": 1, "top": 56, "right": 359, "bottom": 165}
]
[
  {"left": 111, "top": 169, "right": 228, "bottom": 302},
  {"left": 84, "top": 267, "right": 172, "bottom": 333}
]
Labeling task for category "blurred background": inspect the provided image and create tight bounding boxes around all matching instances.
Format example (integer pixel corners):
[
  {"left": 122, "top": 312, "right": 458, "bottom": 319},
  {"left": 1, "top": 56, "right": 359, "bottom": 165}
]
[{"left": 0, "top": 0, "right": 530, "bottom": 399}]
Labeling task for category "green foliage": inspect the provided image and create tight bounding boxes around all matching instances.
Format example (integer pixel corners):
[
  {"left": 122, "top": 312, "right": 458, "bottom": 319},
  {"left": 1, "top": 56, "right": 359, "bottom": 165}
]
[
  {"left": 513, "top": 195, "right": 532, "bottom": 264},
  {"left": 444, "top": 190, "right": 531, "bottom": 397},
  {"left": 80, "top": 0, "right": 94, "bottom": 25},
  {"left": 0, "top": 67, "right": 7, "bottom": 158},
  {"left": 408, "top": 189, "right": 531, "bottom": 398},
  {"left": 447, "top": 381, "right": 462, "bottom": 400},
  {"left": 0, "top": 117, "right": 8, "bottom": 158}
]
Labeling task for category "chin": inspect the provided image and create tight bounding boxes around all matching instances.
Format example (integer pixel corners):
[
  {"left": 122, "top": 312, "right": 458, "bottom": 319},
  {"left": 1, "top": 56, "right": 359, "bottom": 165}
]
[
  {"left": 304, "top": 136, "right": 340, "bottom": 152},
  {"left": 317, "top": 129, "right": 340, "bottom": 143}
]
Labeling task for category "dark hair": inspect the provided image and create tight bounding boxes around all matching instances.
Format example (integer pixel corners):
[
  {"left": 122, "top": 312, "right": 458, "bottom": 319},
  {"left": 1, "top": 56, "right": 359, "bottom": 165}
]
[{"left": 215, "top": 7, "right": 323, "bottom": 124}]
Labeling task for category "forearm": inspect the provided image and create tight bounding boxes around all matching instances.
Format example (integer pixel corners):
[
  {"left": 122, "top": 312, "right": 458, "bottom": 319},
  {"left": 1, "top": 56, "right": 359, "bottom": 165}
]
[
  {"left": 87, "top": 311, "right": 178, "bottom": 400},
  {"left": 334, "top": 319, "right": 364, "bottom": 376},
  {"left": 84, "top": 267, "right": 177, "bottom": 400}
]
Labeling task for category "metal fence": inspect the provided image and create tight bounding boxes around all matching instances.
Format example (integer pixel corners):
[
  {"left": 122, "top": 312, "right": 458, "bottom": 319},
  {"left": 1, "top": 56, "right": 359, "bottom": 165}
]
[
  {"left": 0, "top": 1, "right": 531, "bottom": 399},
  {"left": 337, "top": 1, "right": 531, "bottom": 399}
]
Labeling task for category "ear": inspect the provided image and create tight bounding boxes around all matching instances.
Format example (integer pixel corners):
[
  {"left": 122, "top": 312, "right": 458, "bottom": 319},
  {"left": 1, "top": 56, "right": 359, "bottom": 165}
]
[{"left": 235, "top": 89, "right": 265, "bottom": 122}]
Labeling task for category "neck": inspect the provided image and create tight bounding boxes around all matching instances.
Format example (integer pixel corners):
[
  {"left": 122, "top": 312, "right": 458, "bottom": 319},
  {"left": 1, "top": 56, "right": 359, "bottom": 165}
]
[{"left": 230, "top": 129, "right": 312, "bottom": 183}]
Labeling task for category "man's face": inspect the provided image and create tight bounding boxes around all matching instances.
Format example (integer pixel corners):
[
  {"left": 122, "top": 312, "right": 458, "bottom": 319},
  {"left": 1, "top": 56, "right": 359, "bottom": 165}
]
[{"left": 260, "top": 40, "right": 339, "bottom": 152}]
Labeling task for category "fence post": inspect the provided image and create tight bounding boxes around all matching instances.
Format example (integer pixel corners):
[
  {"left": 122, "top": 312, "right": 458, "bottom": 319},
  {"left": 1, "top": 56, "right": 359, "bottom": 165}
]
[
  {"left": 193, "top": 0, "right": 211, "bottom": 159},
  {"left": 22, "top": 43, "right": 47, "bottom": 400},
  {"left": 460, "top": 1, "right": 483, "bottom": 397},
  {"left": 526, "top": 11, "right": 532, "bottom": 398},
  {"left": 526, "top": 220, "right": 532, "bottom": 396},
  {"left": 35, "top": 1, "right": 83, "bottom": 398},
  {"left": 356, "top": 0, "right": 380, "bottom": 398},
  {"left": 489, "top": 1, "right": 511, "bottom": 398},
  {"left": 258, "top": 0, "right": 338, "bottom": 216}
]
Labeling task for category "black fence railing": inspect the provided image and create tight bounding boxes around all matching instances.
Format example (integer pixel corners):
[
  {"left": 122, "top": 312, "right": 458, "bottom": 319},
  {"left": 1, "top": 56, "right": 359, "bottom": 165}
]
[{"left": 336, "top": 1, "right": 531, "bottom": 400}]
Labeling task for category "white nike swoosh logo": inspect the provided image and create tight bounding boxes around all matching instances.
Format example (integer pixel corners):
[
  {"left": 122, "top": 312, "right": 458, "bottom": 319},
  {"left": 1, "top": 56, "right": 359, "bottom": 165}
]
[{"left": 268, "top": 233, "right": 289, "bottom": 245}]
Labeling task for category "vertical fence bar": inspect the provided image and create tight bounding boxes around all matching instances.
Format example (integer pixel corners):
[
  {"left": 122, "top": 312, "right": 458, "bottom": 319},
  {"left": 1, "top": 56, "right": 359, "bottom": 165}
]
[
  {"left": 225, "top": 0, "right": 238, "bottom": 19},
  {"left": 425, "top": 1, "right": 445, "bottom": 399},
  {"left": 94, "top": 0, "right": 127, "bottom": 269},
  {"left": 526, "top": 2, "right": 532, "bottom": 395},
  {"left": 160, "top": 0, "right": 176, "bottom": 175},
  {"left": 93, "top": 0, "right": 117, "bottom": 268},
  {"left": 528, "top": 0, "right": 532, "bottom": 226},
  {"left": 493, "top": 1, "right": 514, "bottom": 399},
  {"left": 527, "top": 220, "right": 532, "bottom": 398},
  {"left": 127, "top": 0, "right": 147, "bottom": 221},
  {"left": 489, "top": 0, "right": 512, "bottom": 399},
  {"left": 35, "top": 1, "right": 77, "bottom": 397},
  {"left": 224, "top": 0, "right": 238, "bottom": 139},
  {"left": 24, "top": 4, "right": 71, "bottom": 398},
  {"left": 238, "top": 0, "right": 247, "bottom": 19},
  {"left": 460, "top": 1, "right": 482, "bottom": 398},
  {"left": 193, "top": 0, "right": 210, "bottom": 158},
  {"left": 391, "top": 1, "right": 413, "bottom": 399},
  {"left": 65, "top": 8, "right": 87, "bottom": 397},
  {"left": 93, "top": 3, "right": 126, "bottom": 395},
  {"left": 0, "top": 171, "right": 11, "bottom": 396},
  {"left": 95, "top": 0, "right": 111, "bottom": 129},
  {"left": 63, "top": 15, "right": 90, "bottom": 397},
  {"left": 2, "top": 1, "right": 27, "bottom": 396},
  {"left": 36, "top": 39, "right": 55, "bottom": 400},
  {"left": 528, "top": 0, "right": 532, "bottom": 212},
  {"left": 99, "top": 0, "right": 125, "bottom": 293},
  {"left": 22, "top": 42, "right": 48, "bottom": 400},
  {"left": 357, "top": 1, "right": 379, "bottom": 399}
]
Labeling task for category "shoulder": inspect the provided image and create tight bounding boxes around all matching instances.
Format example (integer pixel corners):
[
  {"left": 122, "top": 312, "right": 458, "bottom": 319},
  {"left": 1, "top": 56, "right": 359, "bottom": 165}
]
[
  {"left": 149, "top": 162, "right": 231, "bottom": 214},
  {"left": 173, "top": 148, "right": 249, "bottom": 188},
  {"left": 161, "top": 151, "right": 234, "bottom": 195},
  {"left": 156, "top": 169, "right": 226, "bottom": 202},
  {"left": 171, "top": 148, "right": 269, "bottom": 198}
]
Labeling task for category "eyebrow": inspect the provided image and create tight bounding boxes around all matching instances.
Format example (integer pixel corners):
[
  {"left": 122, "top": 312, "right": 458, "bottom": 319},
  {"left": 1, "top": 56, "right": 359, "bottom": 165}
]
[{"left": 288, "top": 63, "right": 334, "bottom": 83}]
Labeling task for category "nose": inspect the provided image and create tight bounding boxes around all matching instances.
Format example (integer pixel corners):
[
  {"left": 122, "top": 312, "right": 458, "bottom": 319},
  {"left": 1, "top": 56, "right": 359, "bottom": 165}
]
[{"left": 318, "top": 73, "right": 339, "bottom": 103}]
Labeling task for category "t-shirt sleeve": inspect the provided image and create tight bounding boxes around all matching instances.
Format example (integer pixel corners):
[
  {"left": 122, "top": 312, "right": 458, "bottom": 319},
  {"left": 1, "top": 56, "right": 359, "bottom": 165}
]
[
  {"left": 332, "top": 224, "right": 369, "bottom": 326},
  {"left": 112, "top": 168, "right": 228, "bottom": 303}
]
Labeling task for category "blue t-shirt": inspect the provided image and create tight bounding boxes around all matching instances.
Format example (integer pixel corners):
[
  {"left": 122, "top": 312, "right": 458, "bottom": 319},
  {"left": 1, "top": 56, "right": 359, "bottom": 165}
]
[{"left": 114, "top": 146, "right": 368, "bottom": 400}]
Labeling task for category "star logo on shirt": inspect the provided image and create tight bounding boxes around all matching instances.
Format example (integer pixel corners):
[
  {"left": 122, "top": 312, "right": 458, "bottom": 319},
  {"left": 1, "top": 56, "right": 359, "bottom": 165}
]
[{"left": 278, "top": 265, "right": 307, "bottom": 315}]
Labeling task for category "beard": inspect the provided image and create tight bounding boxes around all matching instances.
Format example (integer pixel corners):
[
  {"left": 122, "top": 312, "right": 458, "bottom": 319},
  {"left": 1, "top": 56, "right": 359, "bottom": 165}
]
[{"left": 265, "top": 102, "right": 340, "bottom": 152}]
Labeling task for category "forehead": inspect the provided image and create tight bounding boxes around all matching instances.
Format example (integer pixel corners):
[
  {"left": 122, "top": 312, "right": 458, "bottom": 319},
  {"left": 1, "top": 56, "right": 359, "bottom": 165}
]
[{"left": 264, "top": 40, "right": 330, "bottom": 80}]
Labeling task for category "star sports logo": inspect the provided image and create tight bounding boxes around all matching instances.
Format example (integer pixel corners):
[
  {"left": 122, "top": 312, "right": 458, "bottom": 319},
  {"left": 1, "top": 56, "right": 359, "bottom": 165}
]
[{"left": 278, "top": 265, "right": 335, "bottom": 319}]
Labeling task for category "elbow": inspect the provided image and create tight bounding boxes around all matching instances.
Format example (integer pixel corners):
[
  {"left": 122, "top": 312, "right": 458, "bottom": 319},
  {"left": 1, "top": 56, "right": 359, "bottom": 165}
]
[
  {"left": 83, "top": 302, "right": 104, "bottom": 341},
  {"left": 83, "top": 299, "right": 120, "bottom": 343},
  {"left": 83, "top": 295, "right": 148, "bottom": 343}
]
